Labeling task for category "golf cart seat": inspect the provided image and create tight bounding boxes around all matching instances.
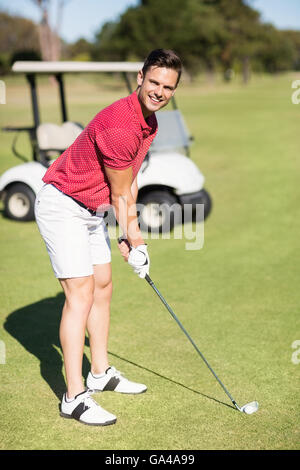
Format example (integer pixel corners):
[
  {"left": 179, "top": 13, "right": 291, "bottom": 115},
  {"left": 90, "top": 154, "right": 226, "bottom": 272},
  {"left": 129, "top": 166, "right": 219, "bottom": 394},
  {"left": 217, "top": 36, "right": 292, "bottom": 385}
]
[
  {"left": 37, "top": 121, "right": 83, "bottom": 159},
  {"left": 150, "top": 109, "right": 193, "bottom": 155}
]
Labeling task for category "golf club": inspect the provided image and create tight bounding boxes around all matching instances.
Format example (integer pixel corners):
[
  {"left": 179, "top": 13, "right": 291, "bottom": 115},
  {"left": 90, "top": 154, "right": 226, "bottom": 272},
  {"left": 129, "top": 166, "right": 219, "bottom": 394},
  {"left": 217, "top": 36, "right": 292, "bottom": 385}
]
[{"left": 144, "top": 274, "right": 259, "bottom": 415}]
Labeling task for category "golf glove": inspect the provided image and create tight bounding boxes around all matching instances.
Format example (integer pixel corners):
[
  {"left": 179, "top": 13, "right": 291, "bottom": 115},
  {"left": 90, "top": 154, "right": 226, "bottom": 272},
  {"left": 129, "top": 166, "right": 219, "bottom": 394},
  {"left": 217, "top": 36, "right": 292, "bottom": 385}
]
[{"left": 128, "top": 244, "right": 150, "bottom": 279}]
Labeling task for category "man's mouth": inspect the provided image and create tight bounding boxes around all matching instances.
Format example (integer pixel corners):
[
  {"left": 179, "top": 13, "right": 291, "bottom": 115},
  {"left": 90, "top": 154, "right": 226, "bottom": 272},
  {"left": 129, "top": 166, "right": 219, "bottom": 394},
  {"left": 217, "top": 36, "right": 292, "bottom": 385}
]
[{"left": 149, "top": 95, "right": 162, "bottom": 104}]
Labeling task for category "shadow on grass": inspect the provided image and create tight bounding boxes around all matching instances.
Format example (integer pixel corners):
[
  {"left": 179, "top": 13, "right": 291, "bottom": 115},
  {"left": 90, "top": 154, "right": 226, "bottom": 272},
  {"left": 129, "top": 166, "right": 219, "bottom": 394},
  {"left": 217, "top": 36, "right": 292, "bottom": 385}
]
[
  {"left": 4, "top": 292, "right": 234, "bottom": 410},
  {"left": 3, "top": 292, "right": 85, "bottom": 400},
  {"left": 109, "top": 352, "right": 234, "bottom": 411}
]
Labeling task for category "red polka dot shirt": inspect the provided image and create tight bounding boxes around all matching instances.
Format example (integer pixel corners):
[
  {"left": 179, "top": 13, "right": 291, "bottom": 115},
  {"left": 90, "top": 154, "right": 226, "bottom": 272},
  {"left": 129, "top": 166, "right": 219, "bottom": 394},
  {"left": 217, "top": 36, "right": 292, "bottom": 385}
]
[{"left": 42, "top": 91, "right": 158, "bottom": 211}]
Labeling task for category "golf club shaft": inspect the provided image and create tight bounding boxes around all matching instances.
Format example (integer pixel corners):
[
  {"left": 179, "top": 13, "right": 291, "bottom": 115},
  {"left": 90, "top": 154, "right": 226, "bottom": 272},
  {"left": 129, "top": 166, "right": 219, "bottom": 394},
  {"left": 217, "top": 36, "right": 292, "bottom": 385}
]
[{"left": 145, "top": 274, "right": 239, "bottom": 409}]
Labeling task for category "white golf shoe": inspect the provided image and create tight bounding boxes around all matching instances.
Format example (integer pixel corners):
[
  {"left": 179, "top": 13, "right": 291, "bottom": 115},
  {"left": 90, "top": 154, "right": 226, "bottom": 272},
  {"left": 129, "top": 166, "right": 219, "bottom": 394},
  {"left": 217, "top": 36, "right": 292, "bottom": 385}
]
[
  {"left": 60, "top": 389, "right": 117, "bottom": 426},
  {"left": 87, "top": 366, "right": 147, "bottom": 394}
]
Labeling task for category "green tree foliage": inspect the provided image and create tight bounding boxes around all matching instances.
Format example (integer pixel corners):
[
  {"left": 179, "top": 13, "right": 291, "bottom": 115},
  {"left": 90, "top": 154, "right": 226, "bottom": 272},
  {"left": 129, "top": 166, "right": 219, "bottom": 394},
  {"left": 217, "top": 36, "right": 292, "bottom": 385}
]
[
  {"left": 254, "top": 24, "right": 297, "bottom": 73},
  {"left": 205, "top": 0, "right": 263, "bottom": 80},
  {"left": 1, "top": 2, "right": 299, "bottom": 78},
  {"left": 277, "top": 29, "right": 300, "bottom": 71},
  {"left": 10, "top": 50, "right": 41, "bottom": 66},
  {"left": 0, "top": 11, "right": 40, "bottom": 72},
  {"left": 0, "top": 12, "right": 40, "bottom": 54},
  {"left": 66, "top": 38, "right": 93, "bottom": 61},
  {"left": 92, "top": 0, "right": 300, "bottom": 78},
  {"left": 92, "top": 0, "right": 227, "bottom": 73}
]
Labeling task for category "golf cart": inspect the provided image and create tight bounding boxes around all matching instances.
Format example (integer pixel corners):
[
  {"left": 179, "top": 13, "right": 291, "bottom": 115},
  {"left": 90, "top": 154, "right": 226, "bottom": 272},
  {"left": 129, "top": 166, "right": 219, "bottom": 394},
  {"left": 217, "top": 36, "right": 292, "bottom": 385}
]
[{"left": 0, "top": 61, "right": 212, "bottom": 232}]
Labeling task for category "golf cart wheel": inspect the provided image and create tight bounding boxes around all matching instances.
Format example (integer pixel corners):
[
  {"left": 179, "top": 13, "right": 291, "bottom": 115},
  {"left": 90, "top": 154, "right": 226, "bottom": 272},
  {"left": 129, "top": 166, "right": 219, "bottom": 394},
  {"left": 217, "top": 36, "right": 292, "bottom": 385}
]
[
  {"left": 196, "top": 188, "right": 212, "bottom": 221},
  {"left": 138, "top": 190, "right": 178, "bottom": 233},
  {"left": 4, "top": 183, "right": 36, "bottom": 222}
]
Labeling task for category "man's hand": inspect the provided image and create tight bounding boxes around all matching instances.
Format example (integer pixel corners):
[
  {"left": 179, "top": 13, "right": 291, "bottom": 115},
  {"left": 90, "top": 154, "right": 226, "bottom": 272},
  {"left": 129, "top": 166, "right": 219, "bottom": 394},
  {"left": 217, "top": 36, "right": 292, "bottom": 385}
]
[
  {"left": 118, "top": 238, "right": 130, "bottom": 262},
  {"left": 128, "top": 244, "right": 150, "bottom": 279}
]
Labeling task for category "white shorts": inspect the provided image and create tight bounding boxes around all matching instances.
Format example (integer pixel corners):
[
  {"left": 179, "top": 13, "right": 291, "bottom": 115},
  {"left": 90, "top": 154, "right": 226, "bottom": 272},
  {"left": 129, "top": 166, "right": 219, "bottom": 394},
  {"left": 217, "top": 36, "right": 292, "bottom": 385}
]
[{"left": 35, "top": 184, "right": 111, "bottom": 278}]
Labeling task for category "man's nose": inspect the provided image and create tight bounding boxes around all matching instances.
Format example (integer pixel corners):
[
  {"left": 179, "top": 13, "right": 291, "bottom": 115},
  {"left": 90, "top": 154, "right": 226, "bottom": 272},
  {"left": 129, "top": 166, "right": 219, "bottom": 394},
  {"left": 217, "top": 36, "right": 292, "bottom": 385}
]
[{"left": 154, "top": 85, "right": 163, "bottom": 97}]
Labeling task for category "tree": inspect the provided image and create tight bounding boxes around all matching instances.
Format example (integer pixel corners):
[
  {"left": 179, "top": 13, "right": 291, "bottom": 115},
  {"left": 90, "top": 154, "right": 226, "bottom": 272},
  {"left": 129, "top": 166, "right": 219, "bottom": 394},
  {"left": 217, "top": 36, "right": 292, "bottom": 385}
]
[
  {"left": 92, "top": 0, "right": 227, "bottom": 76},
  {"left": 280, "top": 30, "right": 300, "bottom": 71},
  {"left": 92, "top": 0, "right": 300, "bottom": 79},
  {"left": 67, "top": 38, "right": 93, "bottom": 61},
  {"left": 30, "top": 0, "right": 70, "bottom": 61},
  {"left": 0, "top": 12, "right": 40, "bottom": 55},
  {"left": 0, "top": 11, "right": 40, "bottom": 72},
  {"left": 203, "top": 0, "right": 265, "bottom": 82},
  {"left": 255, "top": 24, "right": 297, "bottom": 73}
]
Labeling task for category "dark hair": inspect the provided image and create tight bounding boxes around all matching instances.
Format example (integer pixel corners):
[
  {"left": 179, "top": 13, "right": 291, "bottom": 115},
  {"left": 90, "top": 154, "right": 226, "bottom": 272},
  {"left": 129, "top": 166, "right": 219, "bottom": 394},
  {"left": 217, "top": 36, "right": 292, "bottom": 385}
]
[{"left": 142, "top": 49, "right": 182, "bottom": 87}]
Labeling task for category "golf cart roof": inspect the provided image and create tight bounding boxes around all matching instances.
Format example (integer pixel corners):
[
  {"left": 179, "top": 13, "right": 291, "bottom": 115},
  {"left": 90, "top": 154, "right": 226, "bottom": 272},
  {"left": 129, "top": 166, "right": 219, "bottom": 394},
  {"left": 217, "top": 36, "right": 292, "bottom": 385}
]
[
  {"left": 9, "top": 60, "right": 144, "bottom": 135},
  {"left": 12, "top": 61, "right": 143, "bottom": 74}
]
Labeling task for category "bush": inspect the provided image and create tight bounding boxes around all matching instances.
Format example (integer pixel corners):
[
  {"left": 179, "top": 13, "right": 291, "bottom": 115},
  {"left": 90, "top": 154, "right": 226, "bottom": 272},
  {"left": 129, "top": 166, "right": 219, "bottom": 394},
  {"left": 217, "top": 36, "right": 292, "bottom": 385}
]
[
  {"left": 10, "top": 49, "right": 41, "bottom": 66},
  {"left": 0, "top": 53, "right": 10, "bottom": 75}
]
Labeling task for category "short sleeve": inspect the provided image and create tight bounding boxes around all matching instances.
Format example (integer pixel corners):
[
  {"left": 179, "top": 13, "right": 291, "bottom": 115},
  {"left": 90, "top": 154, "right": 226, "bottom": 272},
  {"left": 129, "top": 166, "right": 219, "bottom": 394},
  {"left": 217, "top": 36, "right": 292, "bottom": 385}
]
[{"left": 96, "top": 128, "right": 140, "bottom": 170}]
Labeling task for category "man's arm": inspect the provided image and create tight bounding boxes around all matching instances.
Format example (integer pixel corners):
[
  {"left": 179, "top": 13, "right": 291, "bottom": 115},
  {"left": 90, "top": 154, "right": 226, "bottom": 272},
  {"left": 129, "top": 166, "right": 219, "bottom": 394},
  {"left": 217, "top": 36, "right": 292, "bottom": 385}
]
[
  {"left": 131, "top": 176, "right": 138, "bottom": 202},
  {"left": 104, "top": 165, "right": 144, "bottom": 248}
]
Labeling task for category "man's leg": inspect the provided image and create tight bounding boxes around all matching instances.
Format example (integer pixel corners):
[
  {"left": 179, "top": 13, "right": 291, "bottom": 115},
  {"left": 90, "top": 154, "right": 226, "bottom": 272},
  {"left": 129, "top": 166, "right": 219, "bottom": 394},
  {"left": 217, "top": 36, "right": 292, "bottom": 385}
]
[
  {"left": 59, "top": 275, "right": 95, "bottom": 399},
  {"left": 86, "top": 263, "right": 147, "bottom": 395},
  {"left": 87, "top": 263, "right": 112, "bottom": 375},
  {"left": 58, "top": 273, "right": 117, "bottom": 426}
]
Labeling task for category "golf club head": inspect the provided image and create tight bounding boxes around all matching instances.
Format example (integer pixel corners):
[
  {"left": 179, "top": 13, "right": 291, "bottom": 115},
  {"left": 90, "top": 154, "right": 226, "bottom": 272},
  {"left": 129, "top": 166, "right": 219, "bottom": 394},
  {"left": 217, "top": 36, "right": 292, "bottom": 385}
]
[{"left": 240, "top": 401, "right": 259, "bottom": 415}]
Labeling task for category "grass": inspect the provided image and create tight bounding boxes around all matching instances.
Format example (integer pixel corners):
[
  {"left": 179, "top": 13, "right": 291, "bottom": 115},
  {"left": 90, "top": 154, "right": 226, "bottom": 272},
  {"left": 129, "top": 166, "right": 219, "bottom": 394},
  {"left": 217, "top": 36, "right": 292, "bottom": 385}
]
[{"left": 0, "top": 71, "right": 300, "bottom": 450}]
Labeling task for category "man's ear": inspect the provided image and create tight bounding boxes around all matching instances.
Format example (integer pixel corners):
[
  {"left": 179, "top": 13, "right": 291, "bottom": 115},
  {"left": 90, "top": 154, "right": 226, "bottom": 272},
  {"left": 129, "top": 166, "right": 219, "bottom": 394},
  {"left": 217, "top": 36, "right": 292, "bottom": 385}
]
[{"left": 137, "top": 70, "right": 144, "bottom": 87}]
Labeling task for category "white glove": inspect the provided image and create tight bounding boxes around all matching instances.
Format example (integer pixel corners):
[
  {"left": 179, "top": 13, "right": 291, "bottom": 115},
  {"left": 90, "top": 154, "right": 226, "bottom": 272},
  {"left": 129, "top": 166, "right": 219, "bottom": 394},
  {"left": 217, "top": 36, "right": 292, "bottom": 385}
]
[{"left": 128, "top": 244, "right": 150, "bottom": 279}]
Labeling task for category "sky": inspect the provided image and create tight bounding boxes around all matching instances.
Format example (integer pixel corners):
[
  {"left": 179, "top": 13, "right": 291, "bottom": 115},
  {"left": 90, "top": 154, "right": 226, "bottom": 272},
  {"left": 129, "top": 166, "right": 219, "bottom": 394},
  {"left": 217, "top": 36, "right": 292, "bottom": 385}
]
[{"left": 0, "top": 0, "right": 299, "bottom": 44}]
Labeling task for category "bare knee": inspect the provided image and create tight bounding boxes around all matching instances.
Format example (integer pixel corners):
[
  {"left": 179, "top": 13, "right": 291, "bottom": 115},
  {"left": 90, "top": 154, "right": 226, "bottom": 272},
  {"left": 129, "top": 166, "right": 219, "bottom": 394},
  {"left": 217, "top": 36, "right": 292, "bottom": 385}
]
[
  {"left": 60, "top": 276, "right": 95, "bottom": 314},
  {"left": 93, "top": 264, "right": 113, "bottom": 301},
  {"left": 94, "top": 278, "right": 113, "bottom": 302}
]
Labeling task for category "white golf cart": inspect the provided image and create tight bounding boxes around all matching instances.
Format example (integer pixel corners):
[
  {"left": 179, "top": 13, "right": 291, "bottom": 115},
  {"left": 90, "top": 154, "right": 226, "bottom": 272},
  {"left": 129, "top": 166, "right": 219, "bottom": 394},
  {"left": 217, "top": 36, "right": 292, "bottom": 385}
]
[{"left": 0, "top": 61, "right": 212, "bottom": 232}]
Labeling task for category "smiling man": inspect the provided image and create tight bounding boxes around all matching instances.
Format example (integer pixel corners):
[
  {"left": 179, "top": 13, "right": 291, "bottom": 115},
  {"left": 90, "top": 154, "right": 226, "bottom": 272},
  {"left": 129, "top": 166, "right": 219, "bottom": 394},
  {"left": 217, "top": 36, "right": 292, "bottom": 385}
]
[{"left": 34, "top": 49, "right": 182, "bottom": 427}]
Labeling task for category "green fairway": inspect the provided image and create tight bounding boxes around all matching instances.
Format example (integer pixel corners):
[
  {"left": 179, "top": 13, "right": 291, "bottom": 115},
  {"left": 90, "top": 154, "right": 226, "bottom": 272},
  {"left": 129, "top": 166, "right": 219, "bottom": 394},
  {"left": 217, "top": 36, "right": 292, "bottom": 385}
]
[{"left": 0, "top": 71, "right": 299, "bottom": 450}]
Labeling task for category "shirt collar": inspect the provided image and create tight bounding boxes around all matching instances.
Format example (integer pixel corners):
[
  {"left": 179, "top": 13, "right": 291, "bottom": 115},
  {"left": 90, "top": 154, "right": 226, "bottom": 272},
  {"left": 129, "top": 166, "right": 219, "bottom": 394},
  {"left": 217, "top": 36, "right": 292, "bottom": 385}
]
[{"left": 130, "top": 90, "right": 152, "bottom": 130}]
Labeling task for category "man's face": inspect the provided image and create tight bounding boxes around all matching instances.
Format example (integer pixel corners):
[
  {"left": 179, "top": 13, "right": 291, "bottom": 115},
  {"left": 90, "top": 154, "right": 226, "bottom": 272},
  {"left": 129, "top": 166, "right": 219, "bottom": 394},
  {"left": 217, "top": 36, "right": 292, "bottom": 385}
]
[{"left": 137, "top": 66, "right": 179, "bottom": 118}]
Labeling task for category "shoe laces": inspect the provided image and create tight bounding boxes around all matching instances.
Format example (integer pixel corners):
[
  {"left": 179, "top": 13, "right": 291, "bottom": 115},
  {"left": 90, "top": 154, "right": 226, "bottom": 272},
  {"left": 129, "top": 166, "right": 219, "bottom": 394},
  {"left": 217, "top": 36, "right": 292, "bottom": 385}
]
[
  {"left": 109, "top": 366, "right": 125, "bottom": 380},
  {"left": 81, "top": 390, "right": 98, "bottom": 409}
]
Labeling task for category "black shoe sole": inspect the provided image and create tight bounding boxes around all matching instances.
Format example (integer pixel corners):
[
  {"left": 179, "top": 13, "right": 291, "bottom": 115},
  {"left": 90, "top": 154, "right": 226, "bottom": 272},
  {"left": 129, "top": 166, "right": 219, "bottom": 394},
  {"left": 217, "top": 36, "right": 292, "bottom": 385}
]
[
  {"left": 59, "top": 412, "right": 117, "bottom": 426},
  {"left": 88, "top": 388, "right": 147, "bottom": 394}
]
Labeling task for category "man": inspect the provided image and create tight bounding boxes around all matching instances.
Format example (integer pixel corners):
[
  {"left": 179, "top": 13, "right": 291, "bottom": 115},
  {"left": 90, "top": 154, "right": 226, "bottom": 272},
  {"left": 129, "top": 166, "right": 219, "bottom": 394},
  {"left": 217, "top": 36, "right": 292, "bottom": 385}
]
[{"left": 35, "top": 49, "right": 182, "bottom": 426}]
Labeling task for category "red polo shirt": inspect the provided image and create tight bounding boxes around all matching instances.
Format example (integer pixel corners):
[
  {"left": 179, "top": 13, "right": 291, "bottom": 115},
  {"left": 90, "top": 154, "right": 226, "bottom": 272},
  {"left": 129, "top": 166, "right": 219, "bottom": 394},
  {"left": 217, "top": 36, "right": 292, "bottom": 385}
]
[{"left": 42, "top": 91, "right": 158, "bottom": 211}]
